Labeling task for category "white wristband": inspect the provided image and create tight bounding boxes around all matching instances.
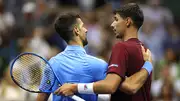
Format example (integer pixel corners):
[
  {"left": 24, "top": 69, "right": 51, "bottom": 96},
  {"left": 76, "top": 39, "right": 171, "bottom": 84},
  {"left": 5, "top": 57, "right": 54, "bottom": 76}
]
[{"left": 77, "top": 83, "right": 94, "bottom": 94}]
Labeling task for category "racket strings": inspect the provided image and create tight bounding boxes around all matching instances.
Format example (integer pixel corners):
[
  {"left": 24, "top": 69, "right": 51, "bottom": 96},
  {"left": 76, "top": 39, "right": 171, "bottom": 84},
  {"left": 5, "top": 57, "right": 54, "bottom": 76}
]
[{"left": 12, "top": 54, "right": 55, "bottom": 92}]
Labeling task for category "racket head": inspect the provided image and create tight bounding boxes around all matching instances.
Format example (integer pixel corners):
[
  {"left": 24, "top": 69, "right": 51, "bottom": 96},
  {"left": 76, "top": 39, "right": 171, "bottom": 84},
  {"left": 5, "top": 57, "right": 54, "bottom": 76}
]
[{"left": 10, "top": 52, "right": 55, "bottom": 93}]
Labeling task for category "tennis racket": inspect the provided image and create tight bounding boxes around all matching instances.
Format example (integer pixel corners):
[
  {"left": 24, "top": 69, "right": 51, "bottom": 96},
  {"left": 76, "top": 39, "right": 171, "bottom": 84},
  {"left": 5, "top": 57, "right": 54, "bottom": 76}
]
[{"left": 10, "top": 52, "right": 85, "bottom": 101}]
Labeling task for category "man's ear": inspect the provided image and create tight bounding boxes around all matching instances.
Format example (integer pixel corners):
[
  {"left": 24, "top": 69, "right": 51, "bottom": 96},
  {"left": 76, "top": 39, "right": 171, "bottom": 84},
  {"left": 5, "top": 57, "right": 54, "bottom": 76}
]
[
  {"left": 73, "top": 25, "right": 80, "bottom": 36},
  {"left": 126, "top": 17, "right": 132, "bottom": 28}
]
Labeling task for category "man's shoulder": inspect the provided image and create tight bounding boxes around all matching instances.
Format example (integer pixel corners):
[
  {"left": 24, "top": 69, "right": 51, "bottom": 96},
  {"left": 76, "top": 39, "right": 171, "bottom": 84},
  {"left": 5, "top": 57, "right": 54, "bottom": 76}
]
[
  {"left": 112, "top": 42, "right": 128, "bottom": 51},
  {"left": 86, "top": 55, "right": 107, "bottom": 64},
  {"left": 114, "top": 41, "right": 136, "bottom": 46},
  {"left": 86, "top": 55, "right": 108, "bottom": 78},
  {"left": 114, "top": 42, "right": 125, "bottom": 46},
  {"left": 51, "top": 52, "right": 66, "bottom": 59},
  {"left": 48, "top": 52, "right": 65, "bottom": 63},
  {"left": 86, "top": 55, "right": 108, "bottom": 69},
  {"left": 113, "top": 40, "right": 142, "bottom": 49}
]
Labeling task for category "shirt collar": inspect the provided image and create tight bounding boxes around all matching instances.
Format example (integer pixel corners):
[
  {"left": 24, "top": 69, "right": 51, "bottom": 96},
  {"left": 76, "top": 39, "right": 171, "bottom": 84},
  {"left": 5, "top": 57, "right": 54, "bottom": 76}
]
[
  {"left": 126, "top": 38, "right": 143, "bottom": 45},
  {"left": 64, "top": 45, "right": 86, "bottom": 54},
  {"left": 127, "top": 38, "right": 140, "bottom": 42}
]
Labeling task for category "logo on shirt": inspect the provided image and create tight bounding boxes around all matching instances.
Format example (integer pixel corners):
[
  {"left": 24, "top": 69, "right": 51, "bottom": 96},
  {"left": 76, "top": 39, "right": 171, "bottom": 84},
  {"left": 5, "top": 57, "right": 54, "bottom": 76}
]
[
  {"left": 108, "top": 64, "right": 119, "bottom": 68},
  {"left": 84, "top": 84, "right": 88, "bottom": 90},
  {"left": 46, "top": 80, "right": 51, "bottom": 84}
]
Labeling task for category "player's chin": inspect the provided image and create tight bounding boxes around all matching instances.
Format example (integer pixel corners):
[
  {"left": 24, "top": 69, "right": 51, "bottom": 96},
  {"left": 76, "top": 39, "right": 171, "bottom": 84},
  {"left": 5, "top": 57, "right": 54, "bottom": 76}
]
[
  {"left": 115, "top": 33, "right": 121, "bottom": 38},
  {"left": 82, "top": 39, "right": 88, "bottom": 46}
]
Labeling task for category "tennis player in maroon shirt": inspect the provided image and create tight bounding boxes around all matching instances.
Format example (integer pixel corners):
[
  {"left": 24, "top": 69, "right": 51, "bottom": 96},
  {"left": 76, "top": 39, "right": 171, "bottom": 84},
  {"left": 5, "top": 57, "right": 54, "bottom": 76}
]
[{"left": 55, "top": 3, "right": 153, "bottom": 101}]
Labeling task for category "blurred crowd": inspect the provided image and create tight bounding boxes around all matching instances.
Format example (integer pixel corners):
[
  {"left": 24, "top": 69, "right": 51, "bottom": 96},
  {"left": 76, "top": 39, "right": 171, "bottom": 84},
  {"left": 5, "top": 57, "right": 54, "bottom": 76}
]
[{"left": 0, "top": 0, "right": 180, "bottom": 101}]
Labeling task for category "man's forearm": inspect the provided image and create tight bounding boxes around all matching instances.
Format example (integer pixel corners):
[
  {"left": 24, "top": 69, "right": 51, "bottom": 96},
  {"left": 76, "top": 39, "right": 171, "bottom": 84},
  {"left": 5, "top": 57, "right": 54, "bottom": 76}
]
[
  {"left": 119, "top": 61, "right": 152, "bottom": 94},
  {"left": 76, "top": 74, "right": 121, "bottom": 94},
  {"left": 120, "top": 69, "right": 149, "bottom": 94},
  {"left": 94, "top": 73, "right": 122, "bottom": 94},
  {"left": 93, "top": 80, "right": 114, "bottom": 94}
]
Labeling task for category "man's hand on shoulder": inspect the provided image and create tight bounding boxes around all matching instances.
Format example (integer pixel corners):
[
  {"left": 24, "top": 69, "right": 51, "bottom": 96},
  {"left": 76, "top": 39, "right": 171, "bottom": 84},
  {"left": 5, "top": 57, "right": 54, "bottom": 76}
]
[{"left": 141, "top": 45, "right": 152, "bottom": 63}]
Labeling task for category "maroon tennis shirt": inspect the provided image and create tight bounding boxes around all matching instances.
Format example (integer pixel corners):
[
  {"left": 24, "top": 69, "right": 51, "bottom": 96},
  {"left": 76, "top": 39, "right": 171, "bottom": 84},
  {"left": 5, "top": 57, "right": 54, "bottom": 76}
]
[{"left": 107, "top": 38, "right": 152, "bottom": 101}]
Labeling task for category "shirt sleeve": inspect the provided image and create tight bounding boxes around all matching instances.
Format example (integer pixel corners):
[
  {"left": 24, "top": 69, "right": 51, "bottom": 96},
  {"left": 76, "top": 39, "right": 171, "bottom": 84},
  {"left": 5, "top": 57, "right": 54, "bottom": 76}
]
[
  {"left": 92, "top": 59, "right": 108, "bottom": 81},
  {"left": 107, "top": 43, "right": 128, "bottom": 79}
]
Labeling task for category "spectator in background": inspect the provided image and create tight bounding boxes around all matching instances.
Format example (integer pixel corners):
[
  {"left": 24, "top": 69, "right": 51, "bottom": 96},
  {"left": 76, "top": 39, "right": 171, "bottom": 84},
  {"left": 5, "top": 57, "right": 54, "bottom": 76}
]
[
  {"left": 139, "top": 0, "right": 174, "bottom": 62},
  {"left": 159, "top": 72, "right": 174, "bottom": 101},
  {"left": 77, "top": 0, "right": 103, "bottom": 56},
  {"left": 27, "top": 27, "right": 53, "bottom": 59},
  {"left": 0, "top": 67, "right": 28, "bottom": 101},
  {"left": 137, "top": 1, "right": 180, "bottom": 100},
  {"left": 18, "top": 26, "right": 59, "bottom": 60},
  {"left": 84, "top": 11, "right": 104, "bottom": 56},
  {"left": 164, "top": 25, "right": 180, "bottom": 62},
  {"left": 0, "top": 0, "right": 15, "bottom": 47},
  {"left": 3, "top": 0, "right": 24, "bottom": 27},
  {"left": 41, "top": 9, "right": 67, "bottom": 52},
  {"left": 0, "top": 65, "right": 53, "bottom": 101},
  {"left": 151, "top": 48, "right": 180, "bottom": 101},
  {"left": 149, "top": 5, "right": 180, "bottom": 100},
  {"left": 21, "top": 1, "right": 36, "bottom": 36},
  {"left": 0, "top": 0, "right": 15, "bottom": 32},
  {"left": 78, "top": 0, "right": 95, "bottom": 11},
  {"left": 97, "top": 24, "right": 115, "bottom": 62},
  {"left": 0, "top": 0, "right": 15, "bottom": 83}
]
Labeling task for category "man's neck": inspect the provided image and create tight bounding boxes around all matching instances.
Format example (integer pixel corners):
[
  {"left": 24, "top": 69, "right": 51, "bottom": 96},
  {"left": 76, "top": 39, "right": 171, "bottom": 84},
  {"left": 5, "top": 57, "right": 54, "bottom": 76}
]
[
  {"left": 123, "top": 28, "right": 138, "bottom": 41},
  {"left": 68, "top": 40, "right": 83, "bottom": 47}
]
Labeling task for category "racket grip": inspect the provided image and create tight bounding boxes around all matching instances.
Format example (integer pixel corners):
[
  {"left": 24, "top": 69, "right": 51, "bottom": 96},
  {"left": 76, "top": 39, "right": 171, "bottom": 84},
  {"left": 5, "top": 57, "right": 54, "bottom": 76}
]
[{"left": 70, "top": 95, "right": 85, "bottom": 101}]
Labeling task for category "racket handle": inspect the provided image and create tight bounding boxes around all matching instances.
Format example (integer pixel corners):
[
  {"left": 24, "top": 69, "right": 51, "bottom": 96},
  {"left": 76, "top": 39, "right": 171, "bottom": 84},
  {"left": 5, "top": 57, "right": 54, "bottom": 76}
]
[{"left": 70, "top": 95, "right": 85, "bottom": 101}]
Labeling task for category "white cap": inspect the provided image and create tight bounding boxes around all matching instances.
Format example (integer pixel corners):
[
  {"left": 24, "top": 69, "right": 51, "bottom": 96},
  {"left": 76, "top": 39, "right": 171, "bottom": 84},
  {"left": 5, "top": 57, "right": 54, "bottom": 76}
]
[{"left": 22, "top": 2, "right": 36, "bottom": 13}]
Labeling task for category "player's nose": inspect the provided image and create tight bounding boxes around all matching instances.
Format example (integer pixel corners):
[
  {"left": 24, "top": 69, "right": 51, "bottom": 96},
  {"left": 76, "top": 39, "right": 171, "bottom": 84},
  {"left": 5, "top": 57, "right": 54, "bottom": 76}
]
[
  {"left": 110, "top": 23, "right": 115, "bottom": 29},
  {"left": 84, "top": 27, "right": 88, "bottom": 33},
  {"left": 110, "top": 25, "right": 115, "bottom": 30}
]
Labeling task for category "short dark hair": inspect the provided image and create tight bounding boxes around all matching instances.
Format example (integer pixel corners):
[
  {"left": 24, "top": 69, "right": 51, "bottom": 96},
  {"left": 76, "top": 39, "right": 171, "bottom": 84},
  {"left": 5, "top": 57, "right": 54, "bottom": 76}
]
[
  {"left": 54, "top": 13, "right": 80, "bottom": 43},
  {"left": 113, "top": 3, "right": 144, "bottom": 29}
]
